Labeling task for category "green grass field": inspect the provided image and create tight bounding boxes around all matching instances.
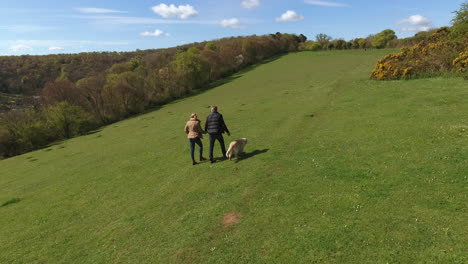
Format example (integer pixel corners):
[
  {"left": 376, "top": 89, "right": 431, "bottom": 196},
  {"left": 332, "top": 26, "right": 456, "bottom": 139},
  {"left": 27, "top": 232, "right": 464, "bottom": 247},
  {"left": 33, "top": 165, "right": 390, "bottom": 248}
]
[{"left": 1, "top": 50, "right": 467, "bottom": 263}]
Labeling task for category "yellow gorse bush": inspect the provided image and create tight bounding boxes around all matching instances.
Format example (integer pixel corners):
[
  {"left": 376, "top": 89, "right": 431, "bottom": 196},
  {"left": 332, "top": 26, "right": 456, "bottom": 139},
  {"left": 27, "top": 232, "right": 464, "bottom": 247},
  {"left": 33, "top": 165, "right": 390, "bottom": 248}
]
[
  {"left": 453, "top": 51, "right": 468, "bottom": 72},
  {"left": 370, "top": 27, "right": 467, "bottom": 80},
  {"left": 370, "top": 51, "right": 414, "bottom": 80}
]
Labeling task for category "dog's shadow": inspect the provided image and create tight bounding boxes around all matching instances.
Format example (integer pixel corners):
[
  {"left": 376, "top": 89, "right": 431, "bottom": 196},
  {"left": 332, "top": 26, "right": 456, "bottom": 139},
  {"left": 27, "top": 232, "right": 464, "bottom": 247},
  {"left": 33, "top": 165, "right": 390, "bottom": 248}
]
[{"left": 235, "top": 149, "right": 269, "bottom": 163}]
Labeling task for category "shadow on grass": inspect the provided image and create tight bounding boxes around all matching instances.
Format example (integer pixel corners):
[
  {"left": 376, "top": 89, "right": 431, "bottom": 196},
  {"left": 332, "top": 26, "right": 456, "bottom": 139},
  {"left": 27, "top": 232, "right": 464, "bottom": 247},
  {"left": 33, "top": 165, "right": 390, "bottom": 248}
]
[
  {"left": 376, "top": 71, "right": 468, "bottom": 81},
  {"left": 85, "top": 129, "right": 102, "bottom": 136},
  {"left": 235, "top": 149, "right": 269, "bottom": 163},
  {"left": 1, "top": 198, "right": 21, "bottom": 208}
]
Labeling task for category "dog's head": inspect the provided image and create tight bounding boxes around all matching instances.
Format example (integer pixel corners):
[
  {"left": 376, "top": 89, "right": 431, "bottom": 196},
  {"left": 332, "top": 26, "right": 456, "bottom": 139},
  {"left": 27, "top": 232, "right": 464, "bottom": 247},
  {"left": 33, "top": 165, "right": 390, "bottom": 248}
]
[{"left": 241, "top": 138, "right": 247, "bottom": 144}]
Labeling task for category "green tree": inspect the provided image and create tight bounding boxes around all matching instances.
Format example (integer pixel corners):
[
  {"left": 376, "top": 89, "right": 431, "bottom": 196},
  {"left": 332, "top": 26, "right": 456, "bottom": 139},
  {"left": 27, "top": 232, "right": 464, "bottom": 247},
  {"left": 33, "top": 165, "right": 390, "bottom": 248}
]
[
  {"left": 128, "top": 56, "right": 143, "bottom": 71},
  {"left": 45, "top": 102, "right": 94, "bottom": 139},
  {"left": 316, "top": 33, "right": 332, "bottom": 43},
  {"left": 202, "top": 48, "right": 222, "bottom": 81},
  {"left": 204, "top": 42, "right": 217, "bottom": 51},
  {"left": 42, "top": 80, "right": 83, "bottom": 106},
  {"left": 298, "top": 34, "right": 307, "bottom": 42},
  {"left": 299, "top": 41, "right": 320, "bottom": 51},
  {"left": 333, "top": 39, "right": 347, "bottom": 50},
  {"left": 357, "top": 38, "right": 367, "bottom": 49},
  {"left": 451, "top": 1, "right": 468, "bottom": 38},
  {"left": 0, "top": 109, "right": 49, "bottom": 157},
  {"left": 372, "top": 29, "right": 397, "bottom": 49},
  {"left": 173, "top": 47, "right": 209, "bottom": 92},
  {"left": 76, "top": 75, "right": 107, "bottom": 122},
  {"left": 242, "top": 39, "right": 258, "bottom": 64},
  {"left": 104, "top": 71, "right": 148, "bottom": 116},
  {"left": 315, "top": 33, "right": 332, "bottom": 50}
]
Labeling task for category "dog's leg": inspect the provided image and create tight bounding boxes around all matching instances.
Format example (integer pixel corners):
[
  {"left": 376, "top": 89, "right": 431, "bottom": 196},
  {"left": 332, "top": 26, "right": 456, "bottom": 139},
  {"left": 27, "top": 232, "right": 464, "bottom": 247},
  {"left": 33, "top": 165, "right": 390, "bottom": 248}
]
[{"left": 226, "top": 145, "right": 232, "bottom": 160}]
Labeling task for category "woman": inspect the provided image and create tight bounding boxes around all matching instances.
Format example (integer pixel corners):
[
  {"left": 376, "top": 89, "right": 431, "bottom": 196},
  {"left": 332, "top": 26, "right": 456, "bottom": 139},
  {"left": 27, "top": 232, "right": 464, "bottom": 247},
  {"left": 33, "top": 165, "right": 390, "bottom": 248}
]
[{"left": 184, "top": 113, "right": 207, "bottom": 165}]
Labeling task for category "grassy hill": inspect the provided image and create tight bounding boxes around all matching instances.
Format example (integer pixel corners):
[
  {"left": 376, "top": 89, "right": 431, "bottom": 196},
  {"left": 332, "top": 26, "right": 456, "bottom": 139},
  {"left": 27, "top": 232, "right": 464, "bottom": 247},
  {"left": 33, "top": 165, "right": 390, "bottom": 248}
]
[{"left": 1, "top": 50, "right": 467, "bottom": 263}]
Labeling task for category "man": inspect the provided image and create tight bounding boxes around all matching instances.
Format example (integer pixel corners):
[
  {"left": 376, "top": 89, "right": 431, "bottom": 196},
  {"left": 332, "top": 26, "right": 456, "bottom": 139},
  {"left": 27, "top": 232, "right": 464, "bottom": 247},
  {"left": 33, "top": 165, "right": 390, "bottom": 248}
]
[{"left": 205, "top": 105, "right": 230, "bottom": 163}]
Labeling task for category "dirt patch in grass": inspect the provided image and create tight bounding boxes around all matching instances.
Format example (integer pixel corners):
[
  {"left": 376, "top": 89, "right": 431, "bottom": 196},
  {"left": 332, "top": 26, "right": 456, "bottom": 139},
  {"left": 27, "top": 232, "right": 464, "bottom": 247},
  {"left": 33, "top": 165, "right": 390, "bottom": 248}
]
[
  {"left": 172, "top": 247, "right": 199, "bottom": 263},
  {"left": 222, "top": 211, "right": 244, "bottom": 228}
]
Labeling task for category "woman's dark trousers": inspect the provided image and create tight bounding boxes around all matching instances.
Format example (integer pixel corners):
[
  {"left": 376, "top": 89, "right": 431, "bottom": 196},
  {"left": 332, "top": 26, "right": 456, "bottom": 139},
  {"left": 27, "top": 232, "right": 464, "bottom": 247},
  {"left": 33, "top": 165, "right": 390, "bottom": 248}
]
[{"left": 189, "top": 138, "right": 203, "bottom": 161}]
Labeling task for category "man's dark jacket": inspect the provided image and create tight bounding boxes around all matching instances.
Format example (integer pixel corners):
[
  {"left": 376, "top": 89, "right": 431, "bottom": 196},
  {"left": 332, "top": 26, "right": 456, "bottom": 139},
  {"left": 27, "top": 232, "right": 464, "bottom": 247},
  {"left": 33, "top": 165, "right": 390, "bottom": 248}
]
[{"left": 205, "top": 112, "right": 230, "bottom": 134}]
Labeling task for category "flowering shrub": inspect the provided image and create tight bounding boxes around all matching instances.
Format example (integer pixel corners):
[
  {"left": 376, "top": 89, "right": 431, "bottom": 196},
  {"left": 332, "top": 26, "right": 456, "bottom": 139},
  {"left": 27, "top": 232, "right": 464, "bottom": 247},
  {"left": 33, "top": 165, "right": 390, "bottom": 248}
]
[
  {"left": 453, "top": 51, "right": 468, "bottom": 72},
  {"left": 370, "top": 52, "right": 414, "bottom": 80},
  {"left": 370, "top": 27, "right": 467, "bottom": 80}
]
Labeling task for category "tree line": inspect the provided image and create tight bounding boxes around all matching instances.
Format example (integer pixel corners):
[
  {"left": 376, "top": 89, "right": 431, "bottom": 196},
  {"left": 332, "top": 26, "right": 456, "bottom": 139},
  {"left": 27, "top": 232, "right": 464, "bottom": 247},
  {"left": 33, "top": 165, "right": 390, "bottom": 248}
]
[
  {"left": 299, "top": 29, "right": 436, "bottom": 51},
  {"left": 0, "top": 50, "right": 160, "bottom": 95},
  {"left": 0, "top": 33, "right": 306, "bottom": 158}
]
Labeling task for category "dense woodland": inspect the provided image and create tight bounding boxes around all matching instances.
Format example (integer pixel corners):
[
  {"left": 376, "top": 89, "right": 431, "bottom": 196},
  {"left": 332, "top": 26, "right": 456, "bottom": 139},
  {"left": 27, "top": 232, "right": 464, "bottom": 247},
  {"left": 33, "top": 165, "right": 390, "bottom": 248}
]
[{"left": 0, "top": 50, "right": 152, "bottom": 94}]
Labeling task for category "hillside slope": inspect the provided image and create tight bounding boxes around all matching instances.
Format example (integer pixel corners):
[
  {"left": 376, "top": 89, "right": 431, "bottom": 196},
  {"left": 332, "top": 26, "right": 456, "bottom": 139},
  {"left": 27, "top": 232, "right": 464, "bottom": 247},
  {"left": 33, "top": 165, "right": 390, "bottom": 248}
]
[{"left": 1, "top": 50, "right": 467, "bottom": 263}]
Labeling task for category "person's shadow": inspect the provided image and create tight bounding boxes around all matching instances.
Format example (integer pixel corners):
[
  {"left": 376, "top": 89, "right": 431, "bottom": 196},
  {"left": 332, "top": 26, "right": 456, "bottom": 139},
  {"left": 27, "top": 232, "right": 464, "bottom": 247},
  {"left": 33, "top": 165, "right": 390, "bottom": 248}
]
[{"left": 235, "top": 149, "right": 269, "bottom": 163}]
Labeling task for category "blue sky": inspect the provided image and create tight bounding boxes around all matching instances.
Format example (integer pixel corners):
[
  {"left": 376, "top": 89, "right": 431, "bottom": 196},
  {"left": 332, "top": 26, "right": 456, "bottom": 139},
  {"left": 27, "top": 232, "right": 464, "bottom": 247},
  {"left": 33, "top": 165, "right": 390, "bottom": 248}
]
[{"left": 1, "top": 0, "right": 465, "bottom": 55}]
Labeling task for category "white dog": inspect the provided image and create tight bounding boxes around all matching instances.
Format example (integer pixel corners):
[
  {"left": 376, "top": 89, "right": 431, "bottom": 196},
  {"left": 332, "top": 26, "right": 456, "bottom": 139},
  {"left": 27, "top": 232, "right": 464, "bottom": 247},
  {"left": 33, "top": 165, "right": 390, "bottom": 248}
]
[{"left": 226, "top": 138, "right": 247, "bottom": 160}]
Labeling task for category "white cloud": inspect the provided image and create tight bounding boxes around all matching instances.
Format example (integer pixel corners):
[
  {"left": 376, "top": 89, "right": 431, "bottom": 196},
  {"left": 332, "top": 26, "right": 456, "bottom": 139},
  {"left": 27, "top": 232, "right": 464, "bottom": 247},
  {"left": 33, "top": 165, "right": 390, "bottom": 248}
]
[
  {"left": 276, "top": 10, "right": 304, "bottom": 22},
  {"left": 9, "top": 44, "right": 33, "bottom": 52},
  {"left": 241, "top": 0, "right": 260, "bottom": 9},
  {"left": 49, "top": 46, "right": 64, "bottom": 51},
  {"left": 140, "top": 29, "right": 170, "bottom": 37},
  {"left": 75, "top": 7, "right": 126, "bottom": 14},
  {"left": 220, "top": 18, "right": 242, "bottom": 29},
  {"left": 151, "top": 4, "right": 198, "bottom": 19},
  {"left": 398, "top": 15, "right": 431, "bottom": 26},
  {"left": 304, "top": 0, "right": 349, "bottom": 7},
  {"left": 397, "top": 15, "right": 433, "bottom": 32}
]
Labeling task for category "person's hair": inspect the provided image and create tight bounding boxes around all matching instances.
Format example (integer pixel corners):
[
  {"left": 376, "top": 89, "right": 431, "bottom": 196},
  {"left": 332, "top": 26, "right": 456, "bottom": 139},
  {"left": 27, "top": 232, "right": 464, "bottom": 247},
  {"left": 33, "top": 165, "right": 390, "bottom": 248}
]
[
  {"left": 211, "top": 105, "right": 218, "bottom": 112},
  {"left": 190, "top": 113, "right": 197, "bottom": 119}
]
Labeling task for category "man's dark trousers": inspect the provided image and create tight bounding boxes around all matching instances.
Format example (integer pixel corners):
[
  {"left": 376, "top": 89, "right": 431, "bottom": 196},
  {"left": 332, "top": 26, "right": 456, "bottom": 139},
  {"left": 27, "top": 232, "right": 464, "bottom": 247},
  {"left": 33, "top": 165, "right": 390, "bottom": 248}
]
[{"left": 209, "top": 133, "right": 226, "bottom": 160}]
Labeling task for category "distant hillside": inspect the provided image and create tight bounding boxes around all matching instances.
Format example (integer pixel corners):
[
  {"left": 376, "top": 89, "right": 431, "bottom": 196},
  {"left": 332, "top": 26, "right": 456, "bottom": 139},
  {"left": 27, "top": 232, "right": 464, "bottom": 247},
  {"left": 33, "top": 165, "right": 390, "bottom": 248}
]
[{"left": 0, "top": 49, "right": 159, "bottom": 94}]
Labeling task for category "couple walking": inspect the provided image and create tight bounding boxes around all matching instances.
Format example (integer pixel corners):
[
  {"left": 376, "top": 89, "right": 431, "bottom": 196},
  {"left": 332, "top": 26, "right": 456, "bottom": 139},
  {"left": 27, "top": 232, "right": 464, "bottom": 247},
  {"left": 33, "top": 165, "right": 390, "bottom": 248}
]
[{"left": 184, "top": 105, "right": 230, "bottom": 165}]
